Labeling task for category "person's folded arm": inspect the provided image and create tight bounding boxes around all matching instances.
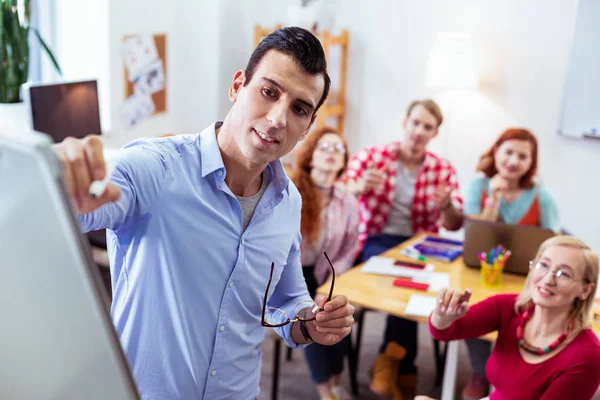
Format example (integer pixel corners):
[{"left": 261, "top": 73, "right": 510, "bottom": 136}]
[{"left": 463, "top": 176, "right": 499, "bottom": 222}]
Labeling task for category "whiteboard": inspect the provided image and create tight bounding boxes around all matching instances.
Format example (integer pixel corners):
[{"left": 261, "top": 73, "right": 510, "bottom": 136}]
[
  {"left": 559, "top": 0, "right": 600, "bottom": 138},
  {"left": 0, "top": 132, "right": 139, "bottom": 400}
]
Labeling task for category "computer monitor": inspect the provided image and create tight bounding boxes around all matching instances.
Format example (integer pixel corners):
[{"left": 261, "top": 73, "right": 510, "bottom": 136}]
[
  {"left": 23, "top": 80, "right": 109, "bottom": 248},
  {"left": 23, "top": 80, "right": 102, "bottom": 143},
  {"left": 0, "top": 131, "right": 139, "bottom": 400}
]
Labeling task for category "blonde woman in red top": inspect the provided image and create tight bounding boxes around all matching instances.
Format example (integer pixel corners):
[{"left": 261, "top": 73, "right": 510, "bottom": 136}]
[
  {"left": 462, "top": 128, "right": 560, "bottom": 399},
  {"left": 417, "top": 236, "right": 600, "bottom": 400}
]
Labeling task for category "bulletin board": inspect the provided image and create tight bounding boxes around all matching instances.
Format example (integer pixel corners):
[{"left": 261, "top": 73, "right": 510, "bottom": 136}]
[{"left": 123, "top": 33, "right": 167, "bottom": 115}]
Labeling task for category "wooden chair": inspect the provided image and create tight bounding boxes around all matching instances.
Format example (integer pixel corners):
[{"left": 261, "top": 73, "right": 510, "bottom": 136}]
[{"left": 266, "top": 307, "right": 360, "bottom": 400}]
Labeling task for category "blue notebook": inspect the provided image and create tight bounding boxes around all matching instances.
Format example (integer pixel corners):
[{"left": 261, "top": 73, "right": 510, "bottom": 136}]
[{"left": 410, "top": 236, "right": 463, "bottom": 263}]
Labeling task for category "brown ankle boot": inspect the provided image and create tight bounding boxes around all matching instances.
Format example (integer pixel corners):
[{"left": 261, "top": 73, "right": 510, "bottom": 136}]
[
  {"left": 369, "top": 342, "right": 407, "bottom": 397},
  {"left": 397, "top": 373, "right": 417, "bottom": 400}
]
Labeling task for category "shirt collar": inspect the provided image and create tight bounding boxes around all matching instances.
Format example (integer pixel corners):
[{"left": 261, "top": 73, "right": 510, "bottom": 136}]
[
  {"left": 200, "top": 121, "right": 226, "bottom": 178},
  {"left": 199, "top": 121, "right": 290, "bottom": 194}
]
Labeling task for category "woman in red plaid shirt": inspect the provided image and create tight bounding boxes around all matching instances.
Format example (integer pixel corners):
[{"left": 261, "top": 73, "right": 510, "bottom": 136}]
[{"left": 344, "top": 99, "right": 464, "bottom": 399}]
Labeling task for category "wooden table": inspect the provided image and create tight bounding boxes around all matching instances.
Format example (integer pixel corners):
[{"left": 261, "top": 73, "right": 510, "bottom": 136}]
[{"left": 318, "top": 233, "right": 600, "bottom": 399}]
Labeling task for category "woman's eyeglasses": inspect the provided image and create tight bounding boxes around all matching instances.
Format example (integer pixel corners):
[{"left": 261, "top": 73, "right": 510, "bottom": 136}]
[
  {"left": 529, "top": 260, "right": 586, "bottom": 286},
  {"left": 261, "top": 252, "right": 336, "bottom": 328},
  {"left": 316, "top": 141, "right": 346, "bottom": 154}
]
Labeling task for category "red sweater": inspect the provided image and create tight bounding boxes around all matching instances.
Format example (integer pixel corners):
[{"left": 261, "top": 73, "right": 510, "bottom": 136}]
[{"left": 429, "top": 294, "right": 600, "bottom": 400}]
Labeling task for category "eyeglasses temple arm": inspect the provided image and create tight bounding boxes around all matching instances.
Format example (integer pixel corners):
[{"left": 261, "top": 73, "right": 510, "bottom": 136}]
[
  {"left": 323, "top": 252, "right": 335, "bottom": 302},
  {"left": 262, "top": 262, "right": 275, "bottom": 324}
]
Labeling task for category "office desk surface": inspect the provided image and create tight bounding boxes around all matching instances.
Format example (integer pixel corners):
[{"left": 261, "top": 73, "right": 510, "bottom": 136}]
[{"left": 318, "top": 233, "right": 600, "bottom": 340}]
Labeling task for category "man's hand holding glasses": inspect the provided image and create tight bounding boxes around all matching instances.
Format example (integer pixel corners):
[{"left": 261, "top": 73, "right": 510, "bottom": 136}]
[{"left": 261, "top": 252, "right": 355, "bottom": 346}]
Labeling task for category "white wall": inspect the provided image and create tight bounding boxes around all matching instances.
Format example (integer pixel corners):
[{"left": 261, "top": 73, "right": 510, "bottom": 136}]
[
  {"left": 105, "top": 0, "right": 177, "bottom": 146},
  {"left": 51, "top": 0, "right": 600, "bottom": 250},
  {"left": 52, "top": 0, "right": 110, "bottom": 132},
  {"left": 222, "top": 0, "right": 600, "bottom": 250}
]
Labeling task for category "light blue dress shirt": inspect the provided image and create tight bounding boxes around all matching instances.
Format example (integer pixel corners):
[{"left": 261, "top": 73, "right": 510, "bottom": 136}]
[{"left": 78, "top": 122, "right": 312, "bottom": 400}]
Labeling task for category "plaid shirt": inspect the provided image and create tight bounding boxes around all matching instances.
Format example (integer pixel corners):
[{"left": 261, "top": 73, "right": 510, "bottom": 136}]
[{"left": 345, "top": 141, "right": 463, "bottom": 249}]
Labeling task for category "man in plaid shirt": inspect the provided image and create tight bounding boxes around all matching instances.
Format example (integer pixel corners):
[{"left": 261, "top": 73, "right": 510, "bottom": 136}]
[{"left": 345, "top": 99, "right": 464, "bottom": 399}]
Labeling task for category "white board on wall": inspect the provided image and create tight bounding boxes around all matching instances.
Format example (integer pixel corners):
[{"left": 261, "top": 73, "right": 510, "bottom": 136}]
[{"left": 559, "top": 0, "right": 600, "bottom": 139}]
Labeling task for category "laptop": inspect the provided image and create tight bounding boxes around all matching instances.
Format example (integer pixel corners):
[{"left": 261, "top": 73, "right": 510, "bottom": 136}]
[
  {"left": 0, "top": 132, "right": 139, "bottom": 399},
  {"left": 463, "top": 218, "right": 555, "bottom": 275}
]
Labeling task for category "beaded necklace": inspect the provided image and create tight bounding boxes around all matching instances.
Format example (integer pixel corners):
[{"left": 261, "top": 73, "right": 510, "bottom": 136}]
[{"left": 516, "top": 306, "right": 574, "bottom": 355}]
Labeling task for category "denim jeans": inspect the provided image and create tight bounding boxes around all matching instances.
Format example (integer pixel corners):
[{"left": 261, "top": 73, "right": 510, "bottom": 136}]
[
  {"left": 302, "top": 265, "right": 348, "bottom": 383},
  {"left": 303, "top": 337, "right": 349, "bottom": 383}
]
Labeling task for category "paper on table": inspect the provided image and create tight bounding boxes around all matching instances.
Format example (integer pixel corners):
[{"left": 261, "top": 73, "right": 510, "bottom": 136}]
[
  {"left": 404, "top": 294, "right": 437, "bottom": 318},
  {"left": 414, "top": 272, "right": 450, "bottom": 293},
  {"left": 361, "top": 256, "right": 434, "bottom": 279}
]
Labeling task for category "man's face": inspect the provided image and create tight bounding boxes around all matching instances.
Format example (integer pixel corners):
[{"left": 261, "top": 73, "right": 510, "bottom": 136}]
[
  {"left": 402, "top": 104, "right": 439, "bottom": 153},
  {"left": 227, "top": 50, "right": 325, "bottom": 166}
]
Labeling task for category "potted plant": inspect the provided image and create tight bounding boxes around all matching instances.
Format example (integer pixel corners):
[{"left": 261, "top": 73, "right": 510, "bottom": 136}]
[{"left": 1, "top": 0, "right": 61, "bottom": 132}]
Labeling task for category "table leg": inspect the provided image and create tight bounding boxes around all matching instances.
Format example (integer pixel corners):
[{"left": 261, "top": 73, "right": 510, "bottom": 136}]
[
  {"left": 346, "top": 335, "right": 359, "bottom": 395},
  {"left": 440, "top": 340, "right": 459, "bottom": 400},
  {"left": 433, "top": 339, "right": 446, "bottom": 386}
]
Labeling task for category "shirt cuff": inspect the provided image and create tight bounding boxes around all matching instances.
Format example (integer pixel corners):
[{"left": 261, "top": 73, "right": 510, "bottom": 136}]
[{"left": 273, "top": 296, "right": 313, "bottom": 349}]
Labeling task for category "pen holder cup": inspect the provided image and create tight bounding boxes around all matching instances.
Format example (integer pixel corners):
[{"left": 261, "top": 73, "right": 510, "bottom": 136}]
[{"left": 480, "top": 261, "right": 503, "bottom": 288}]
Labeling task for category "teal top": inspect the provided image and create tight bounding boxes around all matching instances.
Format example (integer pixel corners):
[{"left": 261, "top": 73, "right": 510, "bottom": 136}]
[{"left": 464, "top": 175, "right": 560, "bottom": 232}]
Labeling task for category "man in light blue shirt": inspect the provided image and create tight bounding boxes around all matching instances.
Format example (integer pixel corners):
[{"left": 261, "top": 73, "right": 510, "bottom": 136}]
[{"left": 52, "top": 27, "right": 355, "bottom": 400}]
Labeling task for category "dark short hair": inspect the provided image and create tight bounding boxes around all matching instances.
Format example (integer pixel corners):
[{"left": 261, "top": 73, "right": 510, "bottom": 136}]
[{"left": 244, "top": 26, "right": 331, "bottom": 116}]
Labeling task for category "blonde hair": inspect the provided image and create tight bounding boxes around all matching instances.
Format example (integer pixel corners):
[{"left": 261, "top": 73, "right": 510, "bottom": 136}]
[
  {"left": 406, "top": 99, "right": 443, "bottom": 127},
  {"left": 515, "top": 236, "right": 599, "bottom": 333}
]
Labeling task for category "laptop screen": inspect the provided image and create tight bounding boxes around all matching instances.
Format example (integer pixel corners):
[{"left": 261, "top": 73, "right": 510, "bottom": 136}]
[{"left": 29, "top": 80, "right": 102, "bottom": 143}]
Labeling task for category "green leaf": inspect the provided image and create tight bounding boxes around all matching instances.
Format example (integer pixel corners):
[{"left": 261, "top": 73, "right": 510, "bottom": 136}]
[
  {"left": 23, "top": 0, "right": 30, "bottom": 25},
  {"left": 31, "top": 27, "right": 61, "bottom": 76}
]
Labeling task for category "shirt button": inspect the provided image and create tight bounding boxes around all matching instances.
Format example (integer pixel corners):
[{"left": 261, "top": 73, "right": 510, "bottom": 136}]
[
  {"left": 229, "top": 282, "right": 234, "bottom": 287},
  {"left": 211, "top": 370, "right": 216, "bottom": 376},
  {"left": 218, "top": 170, "right": 223, "bottom": 176},
  {"left": 220, "top": 325, "right": 225, "bottom": 332},
  {"left": 241, "top": 238, "right": 246, "bottom": 245}
]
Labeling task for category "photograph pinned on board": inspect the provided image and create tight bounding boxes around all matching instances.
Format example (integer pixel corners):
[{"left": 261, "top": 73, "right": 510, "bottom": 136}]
[
  {"left": 122, "top": 34, "right": 159, "bottom": 81},
  {"left": 134, "top": 59, "right": 165, "bottom": 96},
  {"left": 120, "top": 92, "right": 155, "bottom": 129}
]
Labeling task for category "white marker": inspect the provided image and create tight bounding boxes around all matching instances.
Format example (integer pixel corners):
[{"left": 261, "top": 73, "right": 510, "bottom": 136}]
[{"left": 89, "top": 161, "right": 116, "bottom": 198}]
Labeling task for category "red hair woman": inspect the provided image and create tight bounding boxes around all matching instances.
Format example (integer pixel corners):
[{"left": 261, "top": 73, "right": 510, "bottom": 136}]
[
  {"left": 462, "top": 128, "right": 560, "bottom": 399},
  {"left": 291, "top": 126, "right": 359, "bottom": 400}
]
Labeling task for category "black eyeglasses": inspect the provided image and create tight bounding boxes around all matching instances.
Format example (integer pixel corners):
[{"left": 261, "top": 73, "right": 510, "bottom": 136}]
[{"left": 261, "top": 252, "right": 336, "bottom": 328}]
